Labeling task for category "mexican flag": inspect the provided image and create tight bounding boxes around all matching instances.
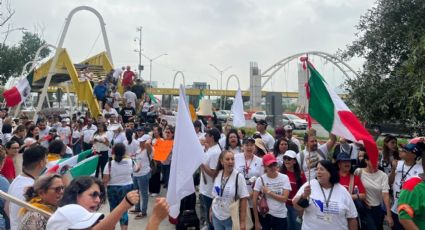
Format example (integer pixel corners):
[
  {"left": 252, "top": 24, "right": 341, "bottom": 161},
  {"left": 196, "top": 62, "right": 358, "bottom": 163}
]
[
  {"left": 148, "top": 92, "right": 158, "bottom": 104},
  {"left": 306, "top": 61, "right": 379, "bottom": 168},
  {"left": 46, "top": 149, "right": 93, "bottom": 174},
  {"left": 3, "top": 72, "right": 33, "bottom": 107},
  {"left": 69, "top": 155, "right": 99, "bottom": 177}
]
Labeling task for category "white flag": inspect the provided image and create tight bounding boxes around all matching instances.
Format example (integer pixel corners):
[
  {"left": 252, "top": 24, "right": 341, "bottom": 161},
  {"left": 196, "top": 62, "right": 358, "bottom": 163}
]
[
  {"left": 231, "top": 88, "right": 246, "bottom": 127},
  {"left": 166, "top": 85, "right": 205, "bottom": 218}
]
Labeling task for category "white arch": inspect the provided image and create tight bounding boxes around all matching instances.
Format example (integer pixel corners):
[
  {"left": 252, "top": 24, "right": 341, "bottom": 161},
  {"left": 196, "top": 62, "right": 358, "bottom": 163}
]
[
  {"left": 172, "top": 71, "right": 186, "bottom": 89},
  {"left": 34, "top": 6, "right": 113, "bottom": 122},
  {"left": 261, "top": 51, "right": 360, "bottom": 89},
  {"left": 223, "top": 74, "right": 241, "bottom": 110}
]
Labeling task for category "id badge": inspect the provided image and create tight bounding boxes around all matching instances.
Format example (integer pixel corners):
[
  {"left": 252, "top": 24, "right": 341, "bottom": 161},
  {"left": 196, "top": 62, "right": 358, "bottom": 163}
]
[
  {"left": 323, "top": 213, "right": 332, "bottom": 223},
  {"left": 215, "top": 197, "right": 225, "bottom": 208}
]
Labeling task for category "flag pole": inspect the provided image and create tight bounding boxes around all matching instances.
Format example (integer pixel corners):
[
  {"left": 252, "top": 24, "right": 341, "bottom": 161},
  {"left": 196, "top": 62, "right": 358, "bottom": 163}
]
[
  {"left": 0, "top": 191, "right": 52, "bottom": 218},
  {"left": 302, "top": 54, "right": 313, "bottom": 185}
]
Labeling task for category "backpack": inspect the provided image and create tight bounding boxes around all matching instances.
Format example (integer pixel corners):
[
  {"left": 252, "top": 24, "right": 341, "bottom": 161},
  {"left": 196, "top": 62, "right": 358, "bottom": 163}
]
[{"left": 176, "top": 193, "right": 199, "bottom": 230}]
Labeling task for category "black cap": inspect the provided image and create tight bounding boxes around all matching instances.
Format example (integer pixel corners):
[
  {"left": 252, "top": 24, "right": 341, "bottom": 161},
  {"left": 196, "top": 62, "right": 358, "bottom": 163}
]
[
  {"left": 256, "top": 119, "right": 268, "bottom": 125},
  {"left": 336, "top": 152, "right": 351, "bottom": 162}
]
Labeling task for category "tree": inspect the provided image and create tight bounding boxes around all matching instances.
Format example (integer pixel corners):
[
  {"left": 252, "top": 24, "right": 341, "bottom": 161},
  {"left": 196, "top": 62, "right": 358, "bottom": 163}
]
[
  {"left": 0, "top": 32, "right": 50, "bottom": 85},
  {"left": 342, "top": 0, "right": 425, "bottom": 126}
]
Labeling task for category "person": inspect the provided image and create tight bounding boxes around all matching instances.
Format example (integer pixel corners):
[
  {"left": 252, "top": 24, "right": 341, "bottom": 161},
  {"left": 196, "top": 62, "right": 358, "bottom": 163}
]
[
  {"left": 46, "top": 140, "right": 66, "bottom": 168},
  {"left": 47, "top": 204, "right": 105, "bottom": 230},
  {"left": 132, "top": 134, "right": 152, "bottom": 219},
  {"left": 111, "top": 86, "right": 122, "bottom": 112},
  {"left": 0, "top": 146, "right": 10, "bottom": 229},
  {"left": 81, "top": 118, "right": 97, "bottom": 151},
  {"left": 57, "top": 119, "right": 71, "bottom": 147},
  {"left": 254, "top": 138, "right": 267, "bottom": 157},
  {"left": 379, "top": 135, "right": 400, "bottom": 174},
  {"left": 124, "top": 129, "right": 139, "bottom": 159},
  {"left": 120, "top": 101, "right": 137, "bottom": 124},
  {"left": 123, "top": 87, "right": 137, "bottom": 110},
  {"left": 332, "top": 138, "right": 362, "bottom": 170},
  {"left": 149, "top": 126, "right": 163, "bottom": 197},
  {"left": 92, "top": 122, "right": 109, "bottom": 178},
  {"left": 71, "top": 119, "right": 84, "bottom": 155},
  {"left": 211, "top": 150, "right": 249, "bottom": 230},
  {"left": 93, "top": 80, "right": 108, "bottom": 109},
  {"left": 18, "top": 174, "right": 64, "bottom": 230},
  {"left": 1, "top": 141, "right": 19, "bottom": 182},
  {"left": 132, "top": 79, "right": 145, "bottom": 109},
  {"left": 26, "top": 125, "right": 40, "bottom": 141},
  {"left": 293, "top": 160, "right": 358, "bottom": 230},
  {"left": 297, "top": 129, "right": 337, "bottom": 181},
  {"left": 237, "top": 129, "right": 246, "bottom": 144},
  {"left": 146, "top": 197, "right": 170, "bottom": 230},
  {"left": 279, "top": 150, "right": 306, "bottom": 230},
  {"left": 10, "top": 125, "right": 26, "bottom": 175},
  {"left": 51, "top": 176, "right": 140, "bottom": 230},
  {"left": 102, "top": 102, "right": 119, "bottom": 118},
  {"left": 112, "top": 66, "right": 125, "bottom": 85},
  {"left": 194, "top": 120, "right": 205, "bottom": 143},
  {"left": 234, "top": 137, "right": 264, "bottom": 216},
  {"left": 1, "top": 124, "right": 13, "bottom": 145},
  {"left": 284, "top": 125, "right": 301, "bottom": 152},
  {"left": 122, "top": 66, "right": 135, "bottom": 88},
  {"left": 103, "top": 143, "right": 136, "bottom": 230},
  {"left": 255, "top": 120, "right": 275, "bottom": 151},
  {"left": 161, "top": 126, "right": 174, "bottom": 188},
  {"left": 224, "top": 128, "right": 242, "bottom": 154},
  {"left": 253, "top": 154, "right": 292, "bottom": 230},
  {"left": 389, "top": 142, "right": 423, "bottom": 230},
  {"left": 37, "top": 119, "right": 50, "bottom": 149},
  {"left": 199, "top": 128, "right": 222, "bottom": 229},
  {"left": 354, "top": 149, "right": 393, "bottom": 230},
  {"left": 273, "top": 138, "right": 289, "bottom": 168},
  {"left": 7, "top": 145, "right": 48, "bottom": 230},
  {"left": 397, "top": 143, "right": 425, "bottom": 229}
]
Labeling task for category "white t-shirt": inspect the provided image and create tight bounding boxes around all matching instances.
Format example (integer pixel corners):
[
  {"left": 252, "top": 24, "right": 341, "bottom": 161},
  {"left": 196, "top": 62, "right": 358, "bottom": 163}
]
[
  {"left": 102, "top": 108, "right": 119, "bottom": 118},
  {"left": 294, "top": 179, "right": 358, "bottom": 230},
  {"left": 8, "top": 175, "right": 34, "bottom": 230},
  {"left": 234, "top": 153, "right": 264, "bottom": 194},
  {"left": 38, "top": 126, "right": 51, "bottom": 148},
  {"left": 260, "top": 132, "right": 275, "bottom": 151},
  {"left": 123, "top": 91, "right": 137, "bottom": 109},
  {"left": 355, "top": 168, "right": 389, "bottom": 207},
  {"left": 218, "top": 134, "right": 226, "bottom": 149},
  {"left": 81, "top": 125, "right": 97, "bottom": 144},
  {"left": 57, "top": 126, "right": 71, "bottom": 145},
  {"left": 103, "top": 158, "right": 134, "bottom": 186},
  {"left": 72, "top": 128, "right": 81, "bottom": 139},
  {"left": 200, "top": 144, "right": 222, "bottom": 198},
  {"left": 228, "top": 146, "right": 242, "bottom": 155},
  {"left": 211, "top": 170, "right": 249, "bottom": 220},
  {"left": 124, "top": 139, "right": 139, "bottom": 158},
  {"left": 113, "top": 92, "right": 121, "bottom": 108},
  {"left": 113, "top": 68, "right": 123, "bottom": 80},
  {"left": 92, "top": 133, "right": 109, "bottom": 152},
  {"left": 111, "top": 132, "right": 126, "bottom": 145},
  {"left": 133, "top": 148, "right": 151, "bottom": 177},
  {"left": 254, "top": 173, "right": 292, "bottom": 218},
  {"left": 297, "top": 144, "right": 329, "bottom": 180},
  {"left": 391, "top": 160, "right": 423, "bottom": 213}
]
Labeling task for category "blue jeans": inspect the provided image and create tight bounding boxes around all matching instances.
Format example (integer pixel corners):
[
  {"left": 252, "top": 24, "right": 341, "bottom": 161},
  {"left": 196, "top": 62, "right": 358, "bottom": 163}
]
[
  {"left": 363, "top": 205, "right": 384, "bottom": 230},
  {"left": 286, "top": 204, "right": 301, "bottom": 230},
  {"left": 199, "top": 194, "right": 213, "bottom": 230},
  {"left": 212, "top": 215, "right": 232, "bottom": 230},
  {"left": 162, "top": 164, "right": 170, "bottom": 188},
  {"left": 260, "top": 213, "right": 287, "bottom": 230},
  {"left": 134, "top": 172, "right": 151, "bottom": 214},
  {"left": 107, "top": 184, "right": 133, "bottom": 226}
]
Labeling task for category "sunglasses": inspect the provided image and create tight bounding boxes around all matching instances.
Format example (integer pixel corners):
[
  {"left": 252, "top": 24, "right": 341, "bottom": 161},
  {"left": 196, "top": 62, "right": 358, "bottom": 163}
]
[
  {"left": 50, "top": 186, "right": 65, "bottom": 193},
  {"left": 89, "top": 191, "right": 103, "bottom": 199}
]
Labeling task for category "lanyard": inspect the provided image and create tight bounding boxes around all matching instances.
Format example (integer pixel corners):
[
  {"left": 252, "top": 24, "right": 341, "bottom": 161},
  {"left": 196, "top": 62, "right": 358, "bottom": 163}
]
[
  {"left": 244, "top": 156, "right": 253, "bottom": 176},
  {"left": 400, "top": 163, "right": 414, "bottom": 187},
  {"left": 23, "top": 170, "right": 35, "bottom": 180},
  {"left": 319, "top": 185, "right": 334, "bottom": 208},
  {"left": 220, "top": 171, "right": 232, "bottom": 197}
]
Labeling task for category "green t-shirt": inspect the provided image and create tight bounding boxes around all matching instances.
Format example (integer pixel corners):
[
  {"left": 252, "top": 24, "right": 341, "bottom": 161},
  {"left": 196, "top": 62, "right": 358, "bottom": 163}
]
[{"left": 398, "top": 176, "right": 425, "bottom": 228}]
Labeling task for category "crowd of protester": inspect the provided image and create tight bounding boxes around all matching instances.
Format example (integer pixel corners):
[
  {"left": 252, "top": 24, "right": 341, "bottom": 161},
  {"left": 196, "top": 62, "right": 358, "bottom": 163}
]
[{"left": 0, "top": 66, "right": 422, "bottom": 230}]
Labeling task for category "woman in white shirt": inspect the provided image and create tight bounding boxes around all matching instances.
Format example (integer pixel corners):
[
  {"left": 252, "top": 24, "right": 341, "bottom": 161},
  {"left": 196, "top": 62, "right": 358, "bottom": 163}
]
[
  {"left": 103, "top": 143, "right": 137, "bottom": 230},
  {"left": 273, "top": 138, "right": 289, "bottom": 168},
  {"left": 293, "top": 160, "right": 358, "bottom": 230},
  {"left": 224, "top": 129, "right": 242, "bottom": 155},
  {"left": 102, "top": 102, "right": 119, "bottom": 118},
  {"left": 132, "top": 135, "right": 153, "bottom": 219},
  {"left": 71, "top": 119, "right": 83, "bottom": 155},
  {"left": 92, "top": 122, "right": 109, "bottom": 179},
  {"left": 211, "top": 150, "right": 249, "bottom": 230},
  {"left": 253, "top": 154, "right": 291, "bottom": 230}
]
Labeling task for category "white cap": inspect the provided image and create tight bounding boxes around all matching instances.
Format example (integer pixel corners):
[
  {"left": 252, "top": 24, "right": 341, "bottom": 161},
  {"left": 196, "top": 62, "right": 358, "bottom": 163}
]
[
  {"left": 137, "top": 134, "right": 151, "bottom": 142},
  {"left": 284, "top": 125, "right": 293, "bottom": 131},
  {"left": 46, "top": 204, "right": 104, "bottom": 230},
  {"left": 283, "top": 150, "right": 297, "bottom": 159}
]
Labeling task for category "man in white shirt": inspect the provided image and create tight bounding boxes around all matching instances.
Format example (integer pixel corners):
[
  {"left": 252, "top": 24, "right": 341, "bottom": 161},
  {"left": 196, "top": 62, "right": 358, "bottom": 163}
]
[
  {"left": 284, "top": 125, "right": 301, "bottom": 151},
  {"left": 256, "top": 119, "right": 275, "bottom": 151},
  {"left": 8, "top": 145, "right": 47, "bottom": 230},
  {"left": 297, "top": 129, "right": 336, "bottom": 180},
  {"left": 123, "top": 87, "right": 137, "bottom": 109},
  {"left": 57, "top": 119, "right": 71, "bottom": 146},
  {"left": 199, "top": 128, "right": 222, "bottom": 230},
  {"left": 37, "top": 119, "right": 51, "bottom": 148},
  {"left": 111, "top": 86, "right": 122, "bottom": 112}
]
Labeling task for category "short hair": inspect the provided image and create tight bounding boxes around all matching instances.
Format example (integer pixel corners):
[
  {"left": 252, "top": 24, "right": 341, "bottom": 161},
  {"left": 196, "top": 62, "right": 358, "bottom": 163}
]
[
  {"left": 48, "top": 140, "right": 66, "bottom": 155},
  {"left": 113, "top": 143, "right": 126, "bottom": 163},
  {"left": 206, "top": 128, "right": 221, "bottom": 143},
  {"left": 2, "top": 124, "right": 12, "bottom": 134},
  {"left": 318, "top": 160, "right": 340, "bottom": 184},
  {"left": 23, "top": 145, "right": 47, "bottom": 170},
  {"left": 59, "top": 176, "right": 106, "bottom": 208}
]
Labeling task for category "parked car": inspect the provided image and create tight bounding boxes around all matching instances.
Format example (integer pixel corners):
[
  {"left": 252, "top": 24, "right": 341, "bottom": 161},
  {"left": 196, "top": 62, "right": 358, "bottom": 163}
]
[
  {"left": 251, "top": 111, "right": 267, "bottom": 122},
  {"left": 215, "top": 110, "right": 232, "bottom": 121},
  {"left": 282, "top": 113, "right": 308, "bottom": 129}
]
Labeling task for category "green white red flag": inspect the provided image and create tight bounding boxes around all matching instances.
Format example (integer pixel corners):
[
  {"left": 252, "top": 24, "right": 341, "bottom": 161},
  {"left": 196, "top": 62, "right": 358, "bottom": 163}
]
[
  {"left": 69, "top": 155, "right": 99, "bottom": 177},
  {"left": 304, "top": 59, "right": 379, "bottom": 168},
  {"left": 3, "top": 72, "right": 33, "bottom": 107},
  {"left": 46, "top": 149, "right": 93, "bottom": 174}
]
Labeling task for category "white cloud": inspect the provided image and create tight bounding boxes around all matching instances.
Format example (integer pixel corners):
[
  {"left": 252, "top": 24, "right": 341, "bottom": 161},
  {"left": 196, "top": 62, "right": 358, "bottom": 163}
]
[{"left": 4, "top": 0, "right": 374, "bottom": 91}]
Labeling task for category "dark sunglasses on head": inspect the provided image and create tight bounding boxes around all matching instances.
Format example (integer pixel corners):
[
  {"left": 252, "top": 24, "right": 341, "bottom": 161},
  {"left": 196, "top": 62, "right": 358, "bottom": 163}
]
[
  {"left": 50, "top": 186, "right": 64, "bottom": 193},
  {"left": 89, "top": 191, "right": 103, "bottom": 199}
]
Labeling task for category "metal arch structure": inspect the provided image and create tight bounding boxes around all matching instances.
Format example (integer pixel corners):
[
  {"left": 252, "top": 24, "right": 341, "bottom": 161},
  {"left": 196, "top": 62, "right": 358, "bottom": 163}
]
[
  {"left": 172, "top": 71, "right": 186, "bottom": 89},
  {"left": 260, "top": 51, "right": 360, "bottom": 89},
  {"left": 34, "top": 6, "right": 113, "bottom": 122},
  {"left": 224, "top": 74, "right": 241, "bottom": 110}
]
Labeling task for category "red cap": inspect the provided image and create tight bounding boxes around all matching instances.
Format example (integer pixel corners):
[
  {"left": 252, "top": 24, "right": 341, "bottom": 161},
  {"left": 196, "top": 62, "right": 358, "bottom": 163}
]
[{"left": 263, "top": 153, "right": 277, "bottom": 167}]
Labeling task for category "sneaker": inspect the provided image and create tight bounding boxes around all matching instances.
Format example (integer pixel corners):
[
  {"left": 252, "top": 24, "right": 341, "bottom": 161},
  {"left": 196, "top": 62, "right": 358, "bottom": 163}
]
[
  {"left": 150, "top": 193, "right": 158, "bottom": 197},
  {"left": 135, "top": 213, "right": 147, "bottom": 219},
  {"left": 129, "top": 209, "right": 141, "bottom": 214}
]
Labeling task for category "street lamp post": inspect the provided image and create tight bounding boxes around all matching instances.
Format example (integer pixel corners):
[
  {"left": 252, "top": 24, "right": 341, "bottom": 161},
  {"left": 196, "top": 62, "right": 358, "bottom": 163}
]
[
  {"left": 209, "top": 64, "right": 231, "bottom": 110},
  {"left": 140, "top": 53, "right": 168, "bottom": 87},
  {"left": 135, "top": 26, "right": 143, "bottom": 79}
]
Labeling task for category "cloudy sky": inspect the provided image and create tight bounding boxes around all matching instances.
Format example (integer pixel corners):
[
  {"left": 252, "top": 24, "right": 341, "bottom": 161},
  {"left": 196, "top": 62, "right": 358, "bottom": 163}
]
[{"left": 4, "top": 0, "right": 374, "bottom": 92}]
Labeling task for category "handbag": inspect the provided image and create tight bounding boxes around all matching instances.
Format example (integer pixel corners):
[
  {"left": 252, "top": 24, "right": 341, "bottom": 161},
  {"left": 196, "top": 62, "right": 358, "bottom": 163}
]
[
  {"left": 230, "top": 173, "right": 253, "bottom": 230},
  {"left": 257, "top": 176, "right": 269, "bottom": 216}
]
